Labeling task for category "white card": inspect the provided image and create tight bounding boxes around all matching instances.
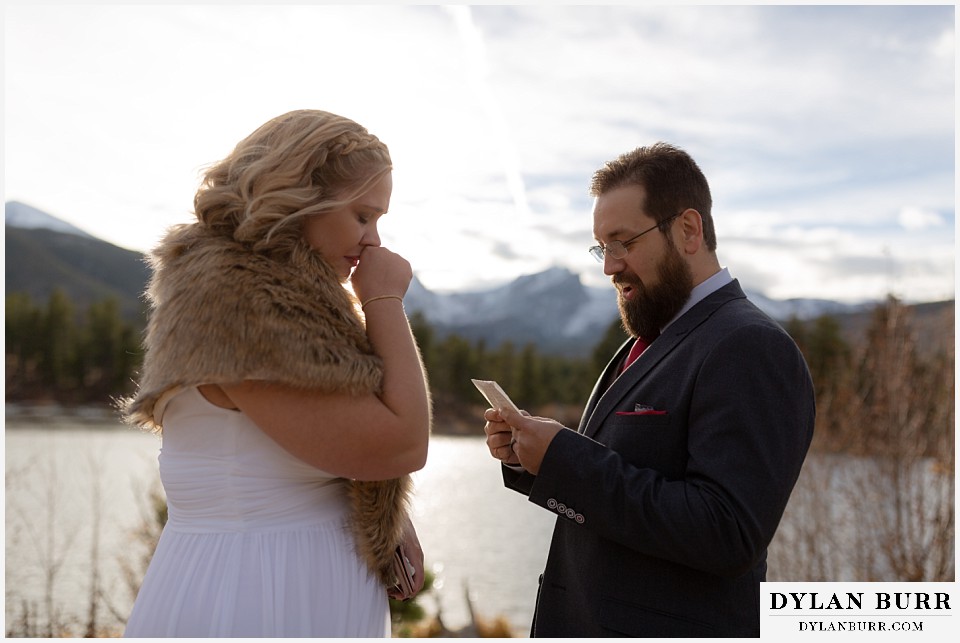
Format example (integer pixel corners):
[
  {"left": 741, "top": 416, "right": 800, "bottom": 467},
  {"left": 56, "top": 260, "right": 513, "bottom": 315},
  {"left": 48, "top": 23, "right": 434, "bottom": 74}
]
[{"left": 471, "top": 379, "right": 521, "bottom": 414}]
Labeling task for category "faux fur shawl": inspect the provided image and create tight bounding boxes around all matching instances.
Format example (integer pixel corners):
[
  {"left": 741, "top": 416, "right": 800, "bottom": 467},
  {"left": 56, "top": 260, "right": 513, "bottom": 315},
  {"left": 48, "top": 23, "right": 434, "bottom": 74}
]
[{"left": 121, "top": 223, "right": 412, "bottom": 586}]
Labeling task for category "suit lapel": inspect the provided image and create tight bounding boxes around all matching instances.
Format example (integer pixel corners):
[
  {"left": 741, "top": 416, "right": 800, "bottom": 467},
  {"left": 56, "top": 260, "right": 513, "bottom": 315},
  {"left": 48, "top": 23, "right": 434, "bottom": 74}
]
[
  {"left": 577, "top": 339, "right": 632, "bottom": 433},
  {"left": 580, "top": 280, "right": 747, "bottom": 439}
]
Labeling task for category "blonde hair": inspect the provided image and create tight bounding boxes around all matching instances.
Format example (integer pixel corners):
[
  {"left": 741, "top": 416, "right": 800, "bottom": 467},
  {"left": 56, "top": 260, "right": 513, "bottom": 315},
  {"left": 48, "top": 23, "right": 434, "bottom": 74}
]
[{"left": 193, "top": 109, "right": 391, "bottom": 254}]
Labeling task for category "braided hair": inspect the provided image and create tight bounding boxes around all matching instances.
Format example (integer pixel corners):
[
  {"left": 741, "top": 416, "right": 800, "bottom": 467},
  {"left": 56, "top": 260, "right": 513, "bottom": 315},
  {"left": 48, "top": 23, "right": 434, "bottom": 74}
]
[{"left": 192, "top": 110, "right": 392, "bottom": 256}]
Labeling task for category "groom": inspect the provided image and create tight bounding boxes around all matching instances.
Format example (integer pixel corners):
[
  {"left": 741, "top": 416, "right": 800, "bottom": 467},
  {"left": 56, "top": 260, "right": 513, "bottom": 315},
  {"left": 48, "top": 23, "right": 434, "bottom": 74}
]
[{"left": 483, "top": 143, "right": 815, "bottom": 637}]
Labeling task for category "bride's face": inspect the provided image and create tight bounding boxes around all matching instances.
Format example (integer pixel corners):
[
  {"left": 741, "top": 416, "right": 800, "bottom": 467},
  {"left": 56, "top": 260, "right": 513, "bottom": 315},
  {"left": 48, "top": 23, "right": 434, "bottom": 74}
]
[{"left": 302, "top": 172, "right": 393, "bottom": 280}]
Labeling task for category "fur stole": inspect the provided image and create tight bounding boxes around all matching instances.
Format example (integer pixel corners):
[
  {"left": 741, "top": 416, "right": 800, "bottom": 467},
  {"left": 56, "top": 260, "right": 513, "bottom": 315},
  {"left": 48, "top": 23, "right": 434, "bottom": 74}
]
[{"left": 121, "top": 223, "right": 412, "bottom": 586}]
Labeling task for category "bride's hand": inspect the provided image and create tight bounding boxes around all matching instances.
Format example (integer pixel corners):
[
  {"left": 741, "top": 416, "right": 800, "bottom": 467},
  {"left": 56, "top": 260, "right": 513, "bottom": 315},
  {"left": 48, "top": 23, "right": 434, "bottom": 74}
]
[{"left": 351, "top": 246, "right": 411, "bottom": 305}]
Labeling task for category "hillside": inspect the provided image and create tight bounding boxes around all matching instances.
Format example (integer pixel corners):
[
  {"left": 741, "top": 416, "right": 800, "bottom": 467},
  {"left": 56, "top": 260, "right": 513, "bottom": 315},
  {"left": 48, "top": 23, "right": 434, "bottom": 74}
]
[
  {"left": 833, "top": 298, "right": 954, "bottom": 359},
  {"left": 4, "top": 201, "right": 953, "bottom": 357},
  {"left": 5, "top": 225, "right": 149, "bottom": 321}
]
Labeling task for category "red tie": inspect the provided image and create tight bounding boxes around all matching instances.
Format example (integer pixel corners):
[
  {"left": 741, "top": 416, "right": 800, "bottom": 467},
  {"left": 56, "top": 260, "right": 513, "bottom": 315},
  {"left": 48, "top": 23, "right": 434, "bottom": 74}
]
[{"left": 620, "top": 336, "right": 654, "bottom": 373}]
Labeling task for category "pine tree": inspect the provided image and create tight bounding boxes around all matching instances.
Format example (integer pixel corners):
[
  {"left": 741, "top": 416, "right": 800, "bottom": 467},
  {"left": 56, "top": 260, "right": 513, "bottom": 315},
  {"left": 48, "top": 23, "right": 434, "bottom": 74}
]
[{"left": 40, "top": 289, "right": 77, "bottom": 391}]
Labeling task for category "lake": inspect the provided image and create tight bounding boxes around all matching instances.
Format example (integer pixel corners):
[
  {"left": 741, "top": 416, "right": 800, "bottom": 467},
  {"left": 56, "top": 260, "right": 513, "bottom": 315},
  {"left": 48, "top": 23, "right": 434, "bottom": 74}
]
[
  {"left": 4, "top": 417, "right": 555, "bottom": 636},
  {"left": 6, "top": 413, "right": 952, "bottom": 636}
]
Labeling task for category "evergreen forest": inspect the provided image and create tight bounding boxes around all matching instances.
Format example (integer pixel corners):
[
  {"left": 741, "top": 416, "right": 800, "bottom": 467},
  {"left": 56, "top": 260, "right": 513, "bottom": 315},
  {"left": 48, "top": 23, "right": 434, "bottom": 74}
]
[{"left": 5, "top": 287, "right": 955, "bottom": 458}]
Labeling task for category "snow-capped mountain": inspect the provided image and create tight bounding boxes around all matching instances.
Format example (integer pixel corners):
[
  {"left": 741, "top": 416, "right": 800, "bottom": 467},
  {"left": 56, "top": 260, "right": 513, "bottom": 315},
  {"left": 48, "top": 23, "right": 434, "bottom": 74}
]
[
  {"left": 5, "top": 200, "right": 95, "bottom": 238},
  {"left": 405, "top": 266, "right": 870, "bottom": 357},
  {"left": 5, "top": 200, "right": 875, "bottom": 356},
  {"left": 405, "top": 267, "right": 614, "bottom": 355},
  {"left": 744, "top": 290, "right": 870, "bottom": 323}
]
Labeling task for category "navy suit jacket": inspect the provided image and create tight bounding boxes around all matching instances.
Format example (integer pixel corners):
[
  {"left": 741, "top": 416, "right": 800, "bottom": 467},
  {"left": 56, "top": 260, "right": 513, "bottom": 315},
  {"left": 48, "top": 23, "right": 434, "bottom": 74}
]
[{"left": 503, "top": 280, "right": 815, "bottom": 637}]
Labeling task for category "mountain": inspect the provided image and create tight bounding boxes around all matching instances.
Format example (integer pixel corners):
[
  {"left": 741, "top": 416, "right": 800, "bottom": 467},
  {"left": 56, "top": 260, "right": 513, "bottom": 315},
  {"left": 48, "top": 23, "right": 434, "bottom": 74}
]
[
  {"left": 5, "top": 203, "right": 149, "bottom": 321},
  {"left": 5, "top": 200, "right": 96, "bottom": 238},
  {"left": 405, "top": 267, "right": 618, "bottom": 355},
  {"left": 741, "top": 290, "right": 877, "bottom": 323},
  {"left": 404, "top": 268, "right": 877, "bottom": 356},
  {"left": 11, "top": 201, "right": 945, "bottom": 358}
]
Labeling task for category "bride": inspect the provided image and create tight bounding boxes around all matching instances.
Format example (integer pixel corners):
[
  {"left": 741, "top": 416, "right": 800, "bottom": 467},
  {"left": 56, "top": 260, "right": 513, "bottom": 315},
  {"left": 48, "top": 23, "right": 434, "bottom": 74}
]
[{"left": 121, "top": 109, "right": 431, "bottom": 637}]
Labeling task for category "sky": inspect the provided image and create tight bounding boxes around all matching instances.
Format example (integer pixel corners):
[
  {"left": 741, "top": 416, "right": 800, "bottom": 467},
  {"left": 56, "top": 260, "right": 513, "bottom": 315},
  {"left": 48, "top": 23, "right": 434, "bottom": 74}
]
[{"left": 3, "top": 3, "right": 956, "bottom": 304}]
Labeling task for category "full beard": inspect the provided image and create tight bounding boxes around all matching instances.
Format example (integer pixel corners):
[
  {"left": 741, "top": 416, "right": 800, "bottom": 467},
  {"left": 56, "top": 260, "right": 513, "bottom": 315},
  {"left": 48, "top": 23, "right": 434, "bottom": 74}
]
[{"left": 615, "top": 241, "right": 695, "bottom": 339}]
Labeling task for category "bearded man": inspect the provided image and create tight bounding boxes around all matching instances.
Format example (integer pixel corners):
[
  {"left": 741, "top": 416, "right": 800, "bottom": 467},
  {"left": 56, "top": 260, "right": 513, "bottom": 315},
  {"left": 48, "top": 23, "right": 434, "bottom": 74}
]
[{"left": 483, "top": 143, "right": 815, "bottom": 637}]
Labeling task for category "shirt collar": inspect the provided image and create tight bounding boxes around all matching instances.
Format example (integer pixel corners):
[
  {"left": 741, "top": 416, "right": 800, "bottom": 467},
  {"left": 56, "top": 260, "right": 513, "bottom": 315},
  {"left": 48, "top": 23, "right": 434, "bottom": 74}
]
[{"left": 661, "top": 267, "right": 733, "bottom": 333}]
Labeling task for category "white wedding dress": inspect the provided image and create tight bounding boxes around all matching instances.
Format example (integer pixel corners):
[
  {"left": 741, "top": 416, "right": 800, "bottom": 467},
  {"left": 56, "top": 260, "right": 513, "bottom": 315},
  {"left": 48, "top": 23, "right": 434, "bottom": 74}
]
[{"left": 123, "top": 386, "right": 390, "bottom": 637}]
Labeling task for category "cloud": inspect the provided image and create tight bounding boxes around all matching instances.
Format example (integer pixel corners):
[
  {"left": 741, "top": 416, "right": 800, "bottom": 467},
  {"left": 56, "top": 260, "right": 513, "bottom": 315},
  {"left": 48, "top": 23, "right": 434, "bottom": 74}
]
[
  {"left": 3, "top": 4, "right": 954, "bottom": 304},
  {"left": 490, "top": 240, "right": 522, "bottom": 261},
  {"left": 897, "top": 207, "right": 946, "bottom": 231}
]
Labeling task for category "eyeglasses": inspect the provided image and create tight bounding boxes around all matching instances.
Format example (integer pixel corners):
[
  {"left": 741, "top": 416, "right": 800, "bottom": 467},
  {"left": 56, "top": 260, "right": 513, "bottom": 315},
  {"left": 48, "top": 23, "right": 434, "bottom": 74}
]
[{"left": 588, "top": 212, "right": 682, "bottom": 263}]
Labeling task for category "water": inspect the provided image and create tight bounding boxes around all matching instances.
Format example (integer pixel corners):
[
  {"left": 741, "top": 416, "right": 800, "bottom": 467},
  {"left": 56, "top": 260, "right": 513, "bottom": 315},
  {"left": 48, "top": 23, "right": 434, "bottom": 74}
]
[
  {"left": 4, "top": 419, "right": 555, "bottom": 635},
  {"left": 6, "top": 416, "right": 953, "bottom": 636}
]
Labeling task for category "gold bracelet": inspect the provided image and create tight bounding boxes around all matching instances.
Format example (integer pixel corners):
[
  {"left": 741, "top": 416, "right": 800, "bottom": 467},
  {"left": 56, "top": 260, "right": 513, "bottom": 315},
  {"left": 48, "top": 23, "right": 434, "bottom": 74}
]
[{"left": 361, "top": 294, "right": 404, "bottom": 309}]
